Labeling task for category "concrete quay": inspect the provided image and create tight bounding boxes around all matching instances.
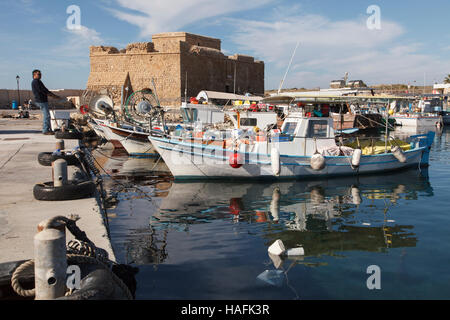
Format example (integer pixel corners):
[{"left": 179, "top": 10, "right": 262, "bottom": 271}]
[{"left": 0, "top": 118, "right": 115, "bottom": 264}]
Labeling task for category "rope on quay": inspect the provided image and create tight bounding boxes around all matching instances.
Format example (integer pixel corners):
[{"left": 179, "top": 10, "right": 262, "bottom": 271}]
[{"left": 10, "top": 216, "right": 134, "bottom": 300}]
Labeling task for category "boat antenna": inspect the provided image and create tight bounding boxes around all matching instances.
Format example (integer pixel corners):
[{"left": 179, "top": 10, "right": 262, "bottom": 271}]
[{"left": 277, "top": 41, "right": 300, "bottom": 95}]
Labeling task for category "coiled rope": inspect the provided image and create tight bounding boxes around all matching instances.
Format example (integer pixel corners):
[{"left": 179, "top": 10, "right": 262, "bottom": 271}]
[{"left": 10, "top": 216, "right": 133, "bottom": 300}]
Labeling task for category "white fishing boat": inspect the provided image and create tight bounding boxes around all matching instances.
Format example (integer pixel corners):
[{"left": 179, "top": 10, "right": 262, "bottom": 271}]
[
  {"left": 391, "top": 113, "right": 441, "bottom": 127},
  {"left": 100, "top": 121, "right": 158, "bottom": 157},
  {"left": 148, "top": 111, "right": 435, "bottom": 180},
  {"left": 92, "top": 118, "right": 125, "bottom": 149}
]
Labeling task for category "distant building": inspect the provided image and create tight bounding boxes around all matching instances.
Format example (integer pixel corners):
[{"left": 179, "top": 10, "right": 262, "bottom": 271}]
[
  {"left": 330, "top": 80, "right": 346, "bottom": 89},
  {"left": 87, "top": 32, "right": 265, "bottom": 107},
  {"left": 433, "top": 83, "right": 450, "bottom": 95},
  {"left": 347, "top": 80, "right": 367, "bottom": 88}
]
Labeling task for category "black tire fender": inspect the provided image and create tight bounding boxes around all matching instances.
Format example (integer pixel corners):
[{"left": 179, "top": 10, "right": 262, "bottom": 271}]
[
  {"left": 33, "top": 180, "right": 96, "bottom": 201},
  {"left": 37, "top": 152, "right": 79, "bottom": 166}
]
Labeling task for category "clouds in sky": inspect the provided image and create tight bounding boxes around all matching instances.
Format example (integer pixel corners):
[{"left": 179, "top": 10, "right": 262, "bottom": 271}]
[
  {"left": 226, "top": 9, "right": 450, "bottom": 88},
  {"left": 109, "top": 0, "right": 272, "bottom": 37},
  {"left": 106, "top": 1, "right": 450, "bottom": 89},
  {"left": 4, "top": 0, "right": 449, "bottom": 89}
]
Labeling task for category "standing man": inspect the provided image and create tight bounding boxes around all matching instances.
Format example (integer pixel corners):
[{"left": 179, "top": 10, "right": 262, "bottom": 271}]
[{"left": 31, "top": 69, "right": 61, "bottom": 135}]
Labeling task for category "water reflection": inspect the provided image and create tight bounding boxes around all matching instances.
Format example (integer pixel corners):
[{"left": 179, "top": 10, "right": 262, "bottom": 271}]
[
  {"left": 112, "top": 168, "right": 433, "bottom": 268},
  {"left": 100, "top": 127, "right": 450, "bottom": 299}
]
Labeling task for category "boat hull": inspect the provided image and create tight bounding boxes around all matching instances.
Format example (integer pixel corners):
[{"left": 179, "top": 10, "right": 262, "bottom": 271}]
[
  {"left": 393, "top": 116, "right": 440, "bottom": 127},
  {"left": 106, "top": 126, "right": 157, "bottom": 157},
  {"left": 149, "top": 134, "right": 433, "bottom": 180}
]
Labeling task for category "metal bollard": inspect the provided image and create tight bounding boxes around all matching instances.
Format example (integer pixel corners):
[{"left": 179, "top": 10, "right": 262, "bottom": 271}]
[
  {"left": 34, "top": 227, "right": 67, "bottom": 300},
  {"left": 56, "top": 139, "right": 64, "bottom": 151},
  {"left": 53, "top": 159, "right": 68, "bottom": 187}
]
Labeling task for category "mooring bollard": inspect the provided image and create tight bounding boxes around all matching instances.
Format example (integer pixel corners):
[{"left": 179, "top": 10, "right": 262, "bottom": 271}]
[
  {"left": 34, "top": 224, "right": 67, "bottom": 300},
  {"left": 56, "top": 139, "right": 65, "bottom": 151},
  {"left": 53, "top": 159, "right": 68, "bottom": 187}
]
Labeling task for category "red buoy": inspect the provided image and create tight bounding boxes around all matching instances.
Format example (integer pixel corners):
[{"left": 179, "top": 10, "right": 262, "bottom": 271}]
[
  {"left": 80, "top": 105, "right": 89, "bottom": 114},
  {"left": 229, "top": 152, "right": 243, "bottom": 168}
]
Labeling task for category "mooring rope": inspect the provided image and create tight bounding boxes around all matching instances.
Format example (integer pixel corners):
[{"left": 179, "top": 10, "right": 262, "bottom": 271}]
[{"left": 10, "top": 217, "right": 134, "bottom": 300}]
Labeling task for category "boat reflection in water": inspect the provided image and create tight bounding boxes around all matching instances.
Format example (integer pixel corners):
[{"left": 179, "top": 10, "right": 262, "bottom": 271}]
[{"left": 117, "top": 167, "right": 433, "bottom": 270}]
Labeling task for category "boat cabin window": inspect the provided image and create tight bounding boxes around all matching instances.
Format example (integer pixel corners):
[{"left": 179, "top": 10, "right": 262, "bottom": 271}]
[
  {"left": 307, "top": 120, "right": 328, "bottom": 138},
  {"left": 182, "top": 108, "right": 198, "bottom": 123},
  {"left": 232, "top": 115, "right": 258, "bottom": 127},
  {"left": 240, "top": 118, "right": 257, "bottom": 126},
  {"left": 282, "top": 122, "right": 297, "bottom": 135}
]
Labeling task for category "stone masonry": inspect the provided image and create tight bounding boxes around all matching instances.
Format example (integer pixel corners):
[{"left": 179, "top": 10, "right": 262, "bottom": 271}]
[{"left": 87, "top": 32, "right": 264, "bottom": 107}]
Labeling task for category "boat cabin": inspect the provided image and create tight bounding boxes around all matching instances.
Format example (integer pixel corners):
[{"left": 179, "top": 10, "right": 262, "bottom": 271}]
[
  {"left": 180, "top": 103, "right": 225, "bottom": 124},
  {"left": 275, "top": 113, "right": 336, "bottom": 156}
]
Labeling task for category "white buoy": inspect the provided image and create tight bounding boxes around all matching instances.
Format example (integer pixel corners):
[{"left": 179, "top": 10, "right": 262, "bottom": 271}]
[
  {"left": 271, "top": 148, "right": 281, "bottom": 176},
  {"left": 310, "top": 153, "right": 325, "bottom": 170},
  {"left": 268, "top": 239, "right": 285, "bottom": 256},
  {"left": 391, "top": 146, "right": 406, "bottom": 163},
  {"left": 285, "top": 247, "right": 304, "bottom": 256},
  {"left": 351, "top": 148, "right": 362, "bottom": 167}
]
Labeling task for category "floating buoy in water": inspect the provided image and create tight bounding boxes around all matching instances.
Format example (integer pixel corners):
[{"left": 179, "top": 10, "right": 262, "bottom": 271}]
[
  {"left": 268, "top": 239, "right": 285, "bottom": 256},
  {"left": 271, "top": 148, "right": 280, "bottom": 176},
  {"left": 351, "top": 148, "right": 362, "bottom": 168},
  {"left": 229, "top": 152, "right": 243, "bottom": 168},
  {"left": 391, "top": 146, "right": 406, "bottom": 163},
  {"left": 310, "top": 153, "right": 325, "bottom": 170}
]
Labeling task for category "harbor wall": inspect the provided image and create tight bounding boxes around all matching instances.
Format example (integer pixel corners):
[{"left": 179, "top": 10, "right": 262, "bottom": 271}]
[{"left": 0, "top": 89, "right": 83, "bottom": 109}]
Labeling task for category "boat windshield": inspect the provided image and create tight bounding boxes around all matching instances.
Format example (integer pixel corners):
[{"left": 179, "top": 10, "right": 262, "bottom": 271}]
[
  {"left": 307, "top": 120, "right": 329, "bottom": 138},
  {"left": 282, "top": 122, "right": 297, "bottom": 135}
]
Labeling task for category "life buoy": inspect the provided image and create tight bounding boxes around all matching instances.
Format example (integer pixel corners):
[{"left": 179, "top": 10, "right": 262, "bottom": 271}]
[{"left": 80, "top": 105, "right": 89, "bottom": 114}]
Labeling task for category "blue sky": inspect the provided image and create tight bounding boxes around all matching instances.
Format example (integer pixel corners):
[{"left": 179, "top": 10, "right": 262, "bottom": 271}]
[{"left": 1, "top": 0, "right": 449, "bottom": 90}]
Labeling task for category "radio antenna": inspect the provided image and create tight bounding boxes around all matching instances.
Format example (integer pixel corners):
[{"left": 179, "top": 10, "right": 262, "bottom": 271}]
[{"left": 278, "top": 41, "right": 300, "bottom": 95}]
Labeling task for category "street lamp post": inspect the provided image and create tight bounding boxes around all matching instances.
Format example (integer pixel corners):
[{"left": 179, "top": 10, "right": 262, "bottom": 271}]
[{"left": 16, "top": 75, "right": 20, "bottom": 107}]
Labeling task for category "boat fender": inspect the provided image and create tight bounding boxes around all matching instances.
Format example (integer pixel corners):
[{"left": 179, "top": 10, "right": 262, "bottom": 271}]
[
  {"left": 351, "top": 148, "right": 362, "bottom": 168},
  {"left": 391, "top": 146, "right": 406, "bottom": 163},
  {"left": 229, "top": 152, "right": 243, "bottom": 169},
  {"left": 310, "top": 153, "right": 325, "bottom": 171},
  {"left": 271, "top": 148, "right": 281, "bottom": 176}
]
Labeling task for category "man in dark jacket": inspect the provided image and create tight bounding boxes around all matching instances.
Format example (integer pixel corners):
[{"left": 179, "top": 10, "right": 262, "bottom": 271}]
[{"left": 31, "top": 69, "right": 61, "bottom": 134}]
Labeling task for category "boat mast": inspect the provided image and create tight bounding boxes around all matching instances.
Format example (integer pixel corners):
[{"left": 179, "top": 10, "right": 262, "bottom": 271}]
[{"left": 277, "top": 41, "right": 300, "bottom": 95}]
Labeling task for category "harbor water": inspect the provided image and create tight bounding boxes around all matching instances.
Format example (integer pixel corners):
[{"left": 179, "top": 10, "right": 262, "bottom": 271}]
[{"left": 96, "top": 126, "right": 450, "bottom": 299}]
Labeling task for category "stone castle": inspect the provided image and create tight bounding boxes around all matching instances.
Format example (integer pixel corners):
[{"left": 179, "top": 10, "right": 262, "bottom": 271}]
[{"left": 87, "top": 32, "right": 265, "bottom": 107}]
